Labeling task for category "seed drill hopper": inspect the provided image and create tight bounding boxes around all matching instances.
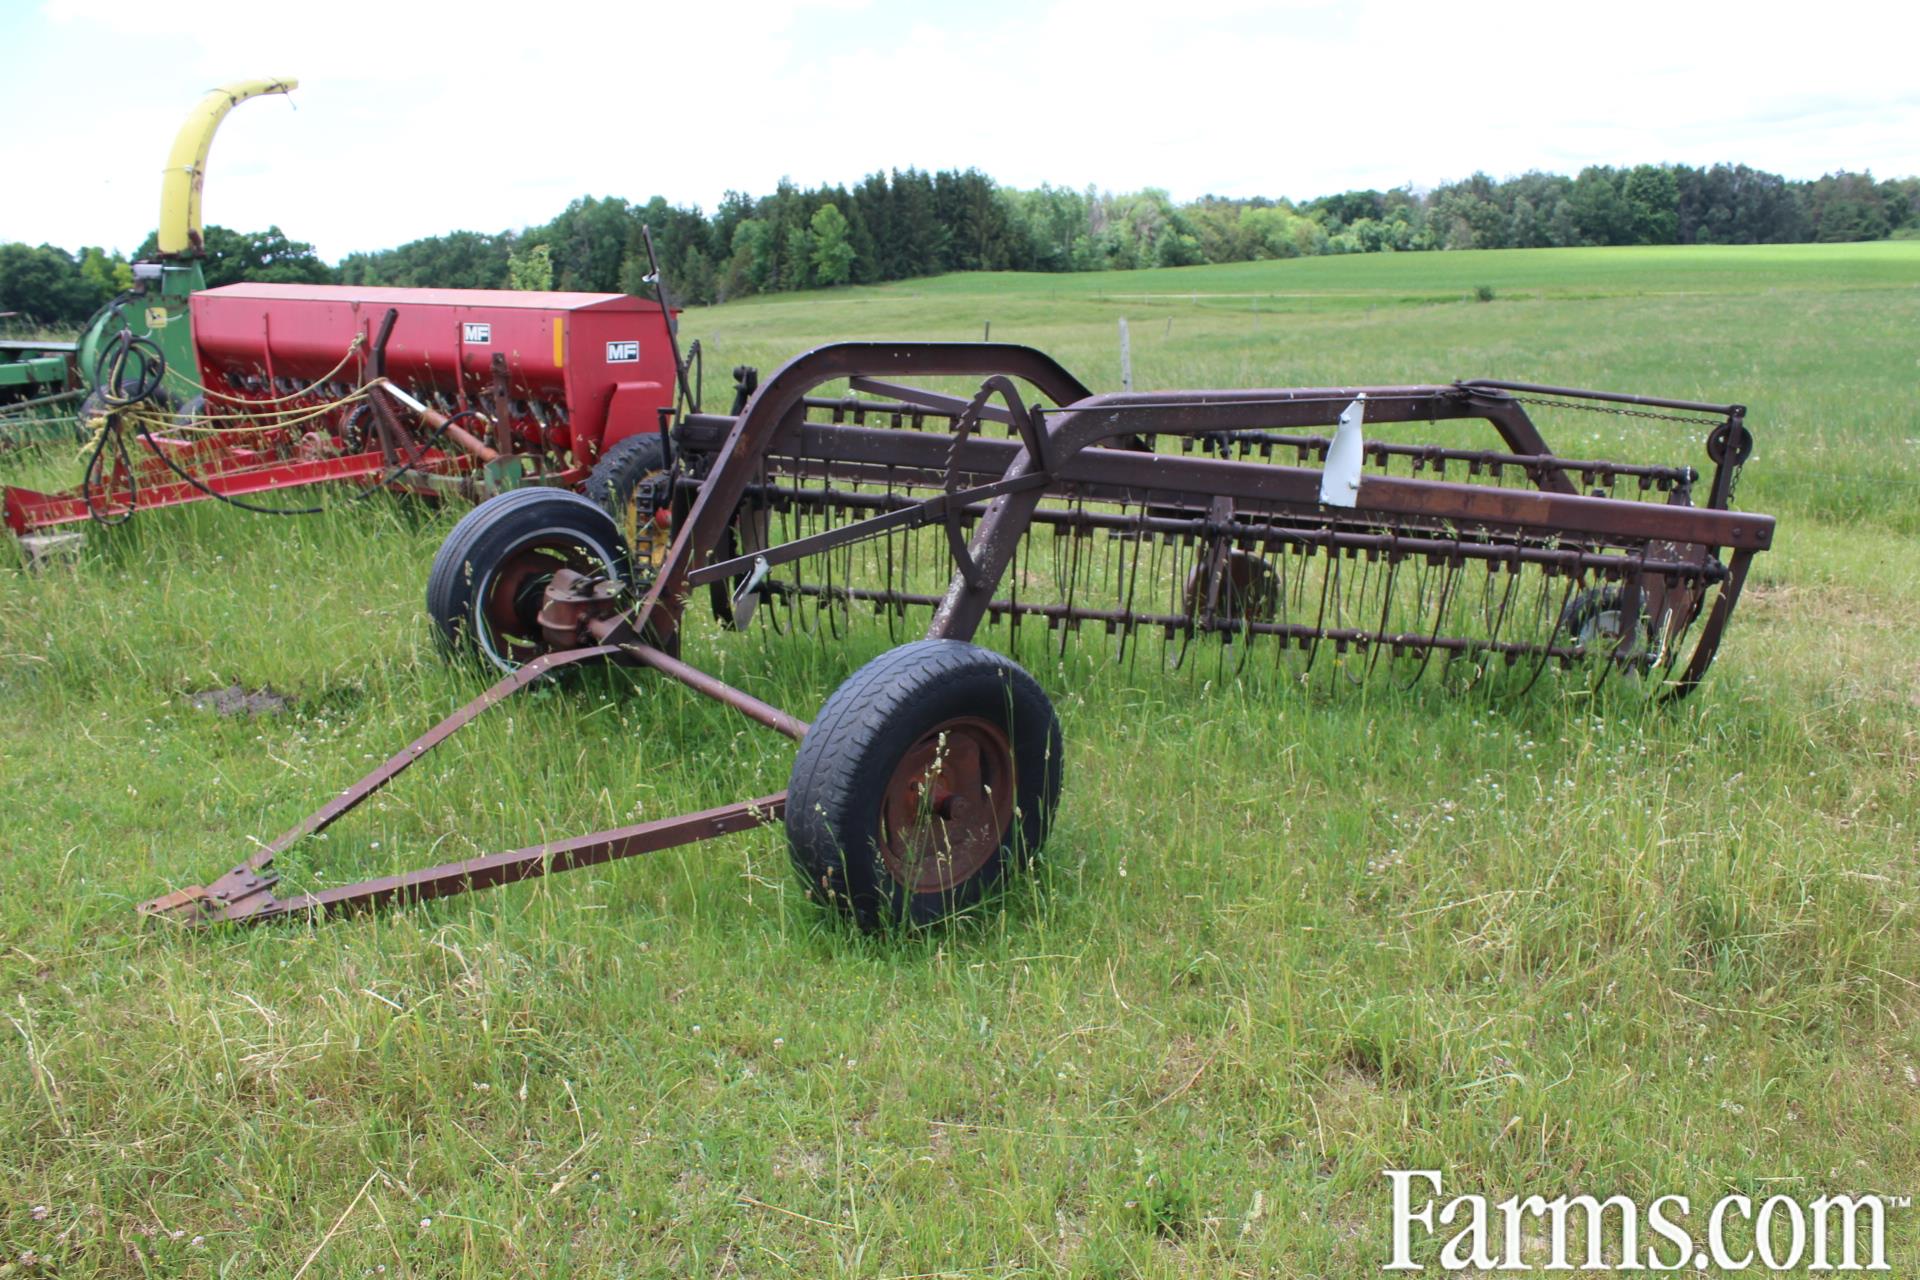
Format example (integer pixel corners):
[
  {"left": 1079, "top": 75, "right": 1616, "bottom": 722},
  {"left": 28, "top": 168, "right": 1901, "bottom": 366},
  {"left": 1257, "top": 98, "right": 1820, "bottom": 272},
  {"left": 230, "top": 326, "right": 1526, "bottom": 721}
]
[
  {"left": 142, "top": 341, "right": 1773, "bottom": 930},
  {"left": 4, "top": 78, "right": 686, "bottom": 543}
]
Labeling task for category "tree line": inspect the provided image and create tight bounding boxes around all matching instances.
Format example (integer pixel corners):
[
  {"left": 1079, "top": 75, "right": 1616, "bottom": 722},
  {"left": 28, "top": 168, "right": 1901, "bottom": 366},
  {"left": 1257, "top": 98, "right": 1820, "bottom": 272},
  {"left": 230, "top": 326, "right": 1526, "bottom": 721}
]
[
  {"left": 5, "top": 163, "right": 1916, "bottom": 326},
  {"left": 0, "top": 226, "right": 339, "bottom": 328}
]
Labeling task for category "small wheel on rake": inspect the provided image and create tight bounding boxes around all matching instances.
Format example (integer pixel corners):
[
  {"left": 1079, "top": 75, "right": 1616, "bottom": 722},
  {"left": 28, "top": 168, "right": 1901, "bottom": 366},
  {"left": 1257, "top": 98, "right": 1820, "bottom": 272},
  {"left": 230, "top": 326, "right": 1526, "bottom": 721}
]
[
  {"left": 426, "top": 488, "right": 632, "bottom": 673},
  {"left": 1560, "top": 586, "right": 1660, "bottom": 677},
  {"left": 1182, "top": 549, "right": 1280, "bottom": 628},
  {"left": 585, "top": 434, "right": 672, "bottom": 580},
  {"left": 785, "top": 639, "right": 1064, "bottom": 932}
]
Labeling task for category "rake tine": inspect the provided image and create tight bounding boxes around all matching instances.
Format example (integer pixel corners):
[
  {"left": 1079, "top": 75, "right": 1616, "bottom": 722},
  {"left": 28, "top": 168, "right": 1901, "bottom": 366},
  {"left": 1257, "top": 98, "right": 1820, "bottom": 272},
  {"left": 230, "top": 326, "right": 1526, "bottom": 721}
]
[
  {"left": 793, "top": 492, "right": 820, "bottom": 638},
  {"left": 1057, "top": 498, "right": 1085, "bottom": 661},
  {"left": 882, "top": 495, "right": 902, "bottom": 646},
  {"left": 1482, "top": 557, "right": 1521, "bottom": 655},
  {"left": 1502, "top": 566, "right": 1559, "bottom": 700},
  {"left": 1656, "top": 592, "right": 1700, "bottom": 687},
  {"left": 1168, "top": 528, "right": 1196, "bottom": 674},
  {"left": 821, "top": 522, "right": 840, "bottom": 641},
  {"left": 1119, "top": 505, "right": 1146, "bottom": 672},
  {"left": 1305, "top": 529, "right": 1338, "bottom": 674},
  {"left": 1337, "top": 542, "right": 1378, "bottom": 686},
  {"left": 1007, "top": 531, "right": 1027, "bottom": 650},
  {"left": 1400, "top": 557, "right": 1461, "bottom": 692},
  {"left": 1365, "top": 547, "right": 1401, "bottom": 681},
  {"left": 1105, "top": 510, "right": 1128, "bottom": 652}
]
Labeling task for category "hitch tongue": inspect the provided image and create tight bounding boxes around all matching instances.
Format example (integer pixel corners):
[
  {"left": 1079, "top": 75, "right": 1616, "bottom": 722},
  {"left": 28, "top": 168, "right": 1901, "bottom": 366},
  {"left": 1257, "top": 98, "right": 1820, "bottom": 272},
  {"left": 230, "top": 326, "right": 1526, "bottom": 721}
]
[
  {"left": 140, "top": 855, "right": 282, "bottom": 925},
  {"left": 136, "top": 643, "right": 626, "bottom": 928}
]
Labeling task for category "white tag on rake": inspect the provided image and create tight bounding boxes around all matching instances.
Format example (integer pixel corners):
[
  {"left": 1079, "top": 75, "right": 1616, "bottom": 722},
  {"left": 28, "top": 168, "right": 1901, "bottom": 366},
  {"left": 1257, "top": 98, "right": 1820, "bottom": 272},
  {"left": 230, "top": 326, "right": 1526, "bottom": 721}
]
[{"left": 1320, "top": 394, "right": 1366, "bottom": 508}]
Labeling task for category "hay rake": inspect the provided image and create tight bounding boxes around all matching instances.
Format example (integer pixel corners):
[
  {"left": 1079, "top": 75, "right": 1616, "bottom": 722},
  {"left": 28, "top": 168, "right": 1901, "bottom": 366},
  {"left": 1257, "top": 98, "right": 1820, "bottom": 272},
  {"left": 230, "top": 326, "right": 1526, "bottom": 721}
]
[{"left": 141, "top": 341, "right": 1773, "bottom": 930}]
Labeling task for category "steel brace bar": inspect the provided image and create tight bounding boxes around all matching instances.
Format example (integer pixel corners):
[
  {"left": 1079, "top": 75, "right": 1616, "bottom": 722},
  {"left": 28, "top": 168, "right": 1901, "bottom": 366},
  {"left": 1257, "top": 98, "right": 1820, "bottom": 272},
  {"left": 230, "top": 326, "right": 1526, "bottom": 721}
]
[{"left": 141, "top": 642, "right": 805, "bottom": 926}]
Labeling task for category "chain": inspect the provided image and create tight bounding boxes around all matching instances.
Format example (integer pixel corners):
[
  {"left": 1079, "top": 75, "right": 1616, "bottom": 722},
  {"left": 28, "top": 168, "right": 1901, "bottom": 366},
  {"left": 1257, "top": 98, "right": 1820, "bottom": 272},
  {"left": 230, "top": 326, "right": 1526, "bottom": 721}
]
[{"left": 1503, "top": 394, "right": 1725, "bottom": 427}]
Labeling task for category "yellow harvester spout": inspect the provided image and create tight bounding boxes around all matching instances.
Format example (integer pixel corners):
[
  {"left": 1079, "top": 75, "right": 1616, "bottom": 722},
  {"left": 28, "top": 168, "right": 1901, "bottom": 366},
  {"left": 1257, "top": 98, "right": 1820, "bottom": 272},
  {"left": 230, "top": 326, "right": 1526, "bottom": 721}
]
[{"left": 156, "top": 77, "right": 299, "bottom": 257}]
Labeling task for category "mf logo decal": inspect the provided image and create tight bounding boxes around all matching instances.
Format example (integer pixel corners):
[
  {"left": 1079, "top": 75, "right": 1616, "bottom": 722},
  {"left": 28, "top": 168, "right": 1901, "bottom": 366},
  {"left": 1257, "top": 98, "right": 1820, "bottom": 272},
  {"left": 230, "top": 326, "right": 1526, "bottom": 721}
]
[
  {"left": 462, "top": 322, "right": 492, "bottom": 344},
  {"left": 606, "top": 340, "right": 640, "bottom": 363}
]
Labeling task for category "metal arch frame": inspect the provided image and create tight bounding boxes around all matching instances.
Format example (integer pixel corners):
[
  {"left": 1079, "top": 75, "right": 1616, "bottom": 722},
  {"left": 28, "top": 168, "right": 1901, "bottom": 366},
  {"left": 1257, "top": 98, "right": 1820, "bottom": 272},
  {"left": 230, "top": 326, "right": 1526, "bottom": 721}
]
[{"left": 631, "top": 342, "right": 1094, "bottom": 645}]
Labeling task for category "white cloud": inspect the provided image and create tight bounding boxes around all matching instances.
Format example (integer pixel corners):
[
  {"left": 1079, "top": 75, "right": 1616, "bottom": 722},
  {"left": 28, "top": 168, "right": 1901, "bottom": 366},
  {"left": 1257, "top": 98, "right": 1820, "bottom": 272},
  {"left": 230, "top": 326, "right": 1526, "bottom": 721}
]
[{"left": 8, "top": 0, "right": 1917, "bottom": 259}]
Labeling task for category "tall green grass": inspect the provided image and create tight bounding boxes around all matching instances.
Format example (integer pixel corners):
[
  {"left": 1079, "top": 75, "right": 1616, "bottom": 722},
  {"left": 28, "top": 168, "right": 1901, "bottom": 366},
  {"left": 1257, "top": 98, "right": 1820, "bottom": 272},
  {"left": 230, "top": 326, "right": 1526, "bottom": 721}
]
[{"left": 0, "top": 244, "right": 1914, "bottom": 1276}]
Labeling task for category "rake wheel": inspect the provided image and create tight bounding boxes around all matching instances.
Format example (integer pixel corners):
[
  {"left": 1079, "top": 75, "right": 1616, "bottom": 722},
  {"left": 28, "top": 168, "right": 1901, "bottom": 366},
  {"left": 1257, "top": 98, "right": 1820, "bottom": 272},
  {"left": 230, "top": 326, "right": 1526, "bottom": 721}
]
[
  {"left": 585, "top": 434, "right": 672, "bottom": 578},
  {"left": 1183, "top": 548, "right": 1281, "bottom": 626},
  {"left": 785, "top": 640, "right": 1063, "bottom": 931},
  {"left": 426, "top": 488, "right": 632, "bottom": 674},
  {"left": 1561, "top": 585, "right": 1658, "bottom": 674}
]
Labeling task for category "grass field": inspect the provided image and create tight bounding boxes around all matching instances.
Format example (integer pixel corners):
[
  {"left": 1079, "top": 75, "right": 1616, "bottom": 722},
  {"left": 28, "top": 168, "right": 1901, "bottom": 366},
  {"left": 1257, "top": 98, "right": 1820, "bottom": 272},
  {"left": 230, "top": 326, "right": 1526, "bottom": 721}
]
[{"left": 1, "top": 243, "right": 1916, "bottom": 1276}]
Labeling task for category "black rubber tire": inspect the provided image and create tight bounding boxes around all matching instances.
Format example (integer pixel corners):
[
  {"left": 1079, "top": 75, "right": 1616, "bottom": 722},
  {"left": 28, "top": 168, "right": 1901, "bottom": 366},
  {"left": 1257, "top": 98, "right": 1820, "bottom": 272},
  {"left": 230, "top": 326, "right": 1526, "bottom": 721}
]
[
  {"left": 75, "top": 388, "right": 112, "bottom": 426},
  {"left": 586, "top": 433, "right": 672, "bottom": 586},
  {"left": 426, "top": 487, "right": 631, "bottom": 673},
  {"left": 786, "top": 639, "right": 1063, "bottom": 931},
  {"left": 1561, "top": 587, "right": 1628, "bottom": 643},
  {"left": 77, "top": 384, "right": 173, "bottom": 422},
  {"left": 585, "top": 434, "right": 669, "bottom": 523},
  {"left": 339, "top": 401, "right": 375, "bottom": 453},
  {"left": 1560, "top": 586, "right": 1657, "bottom": 671}
]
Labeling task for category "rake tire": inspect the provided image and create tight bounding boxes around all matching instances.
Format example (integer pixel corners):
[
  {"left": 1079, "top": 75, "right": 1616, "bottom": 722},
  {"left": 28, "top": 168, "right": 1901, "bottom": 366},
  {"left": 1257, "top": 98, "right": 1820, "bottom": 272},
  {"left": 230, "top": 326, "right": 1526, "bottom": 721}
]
[
  {"left": 786, "top": 640, "right": 1063, "bottom": 932},
  {"left": 1562, "top": 586, "right": 1655, "bottom": 657},
  {"left": 585, "top": 433, "right": 669, "bottom": 523},
  {"left": 426, "top": 488, "right": 631, "bottom": 674}
]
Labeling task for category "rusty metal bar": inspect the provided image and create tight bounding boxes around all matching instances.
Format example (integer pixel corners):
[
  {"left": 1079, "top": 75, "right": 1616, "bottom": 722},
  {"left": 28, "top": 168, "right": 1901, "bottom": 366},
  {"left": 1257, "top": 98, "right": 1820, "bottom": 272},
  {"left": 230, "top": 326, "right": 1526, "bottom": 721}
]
[
  {"left": 810, "top": 394, "right": 1634, "bottom": 477},
  {"left": 1669, "top": 547, "right": 1755, "bottom": 696},
  {"left": 152, "top": 794, "right": 787, "bottom": 925},
  {"left": 720, "top": 483, "right": 1730, "bottom": 581},
  {"left": 623, "top": 643, "right": 811, "bottom": 741},
  {"left": 141, "top": 630, "right": 804, "bottom": 927},
  {"left": 779, "top": 580, "right": 1586, "bottom": 661},
  {"left": 139, "top": 644, "right": 622, "bottom": 924},
  {"left": 686, "top": 472, "right": 1050, "bottom": 588},
  {"left": 0, "top": 387, "right": 84, "bottom": 415},
  {"left": 1173, "top": 431, "right": 1696, "bottom": 488},
  {"left": 845, "top": 378, "right": 1016, "bottom": 426},
  {"left": 681, "top": 415, "right": 1771, "bottom": 552}
]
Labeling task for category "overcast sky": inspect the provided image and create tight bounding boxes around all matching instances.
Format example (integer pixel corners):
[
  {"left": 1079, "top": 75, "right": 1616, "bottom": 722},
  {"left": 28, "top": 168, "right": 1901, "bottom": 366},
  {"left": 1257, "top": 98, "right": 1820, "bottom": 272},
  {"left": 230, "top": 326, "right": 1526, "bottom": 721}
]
[{"left": 4, "top": 0, "right": 1916, "bottom": 262}]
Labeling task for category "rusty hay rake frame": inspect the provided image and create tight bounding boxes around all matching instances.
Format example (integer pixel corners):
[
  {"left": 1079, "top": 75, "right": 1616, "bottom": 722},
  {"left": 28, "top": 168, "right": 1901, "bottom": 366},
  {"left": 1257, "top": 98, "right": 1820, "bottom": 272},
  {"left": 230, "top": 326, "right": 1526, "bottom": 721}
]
[{"left": 141, "top": 341, "right": 1774, "bottom": 930}]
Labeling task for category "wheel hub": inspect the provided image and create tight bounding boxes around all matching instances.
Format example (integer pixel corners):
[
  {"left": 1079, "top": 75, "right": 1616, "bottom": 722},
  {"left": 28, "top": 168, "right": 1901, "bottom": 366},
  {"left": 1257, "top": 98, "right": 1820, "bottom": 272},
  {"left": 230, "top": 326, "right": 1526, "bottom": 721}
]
[
  {"left": 478, "top": 540, "right": 603, "bottom": 661},
  {"left": 536, "top": 568, "right": 625, "bottom": 649},
  {"left": 880, "top": 716, "right": 1015, "bottom": 894}
]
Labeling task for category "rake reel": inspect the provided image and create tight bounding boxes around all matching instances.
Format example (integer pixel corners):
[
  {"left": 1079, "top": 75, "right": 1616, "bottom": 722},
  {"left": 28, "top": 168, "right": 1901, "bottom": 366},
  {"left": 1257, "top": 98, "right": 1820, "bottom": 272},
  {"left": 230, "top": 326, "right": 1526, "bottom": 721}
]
[{"left": 141, "top": 342, "right": 1774, "bottom": 930}]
